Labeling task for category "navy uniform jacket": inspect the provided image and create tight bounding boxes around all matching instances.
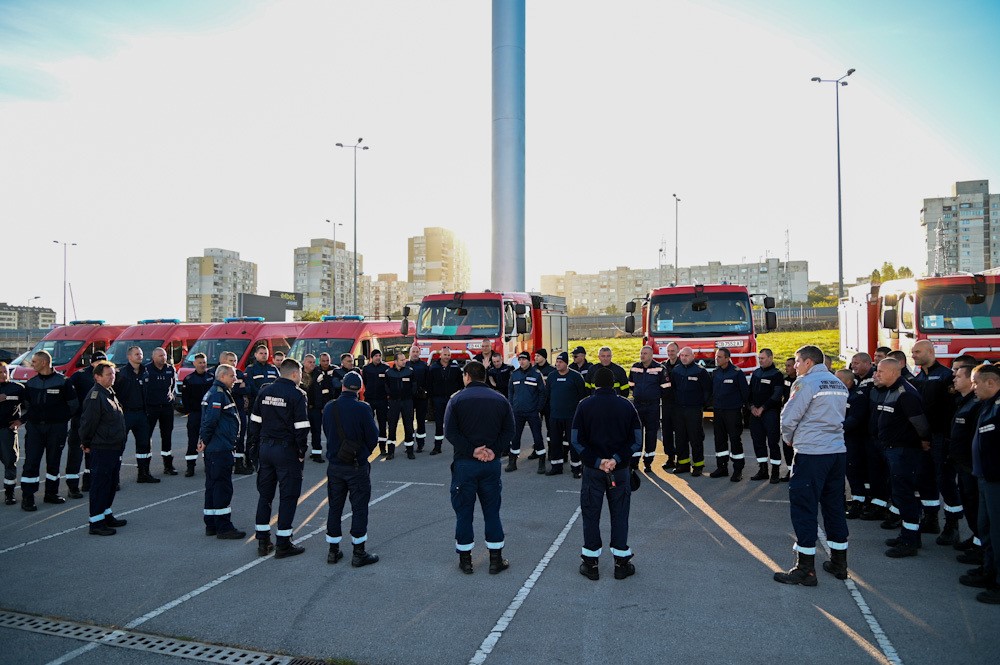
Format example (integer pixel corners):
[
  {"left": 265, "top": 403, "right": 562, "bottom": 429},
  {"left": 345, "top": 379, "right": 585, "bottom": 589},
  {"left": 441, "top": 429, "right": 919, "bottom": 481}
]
[
  {"left": 407, "top": 359, "right": 430, "bottom": 399},
  {"left": 972, "top": 392, "right": 1000, "bottom": 481},
  {"left": 231, "top": 368, "right": 250, "bottom": 413},
  {"left": 870, "top": 379, "right": 929, "bottom": 448},
  {"left": 508, "top": 366, "right": 547, "bottom": 415},
  {"left": 385, "top": 364, "right": 415, "bottom": 401},
  {"left": 246, "top": 361, "right": 279, "bottom": 403},
  {"left": 199, "top": 380, "right": 240, "bottom": 453},
  {"left": 323, "top": 392, "right": 379, "bottom": 466},
  {"left": 68, "top": 367, "right": 96, "bottom": 417},
  {"left": 181, "top": 370, "right": 214, "bottom": 416},
  {"left": 584, "top": 362, "right": 630, "bottom": 398},
  {"left": 546, "top": 369, "right": 587, "bottom": 420},
  {"left": 361, "top": 361, "right": 389, "bottom": 402},
  {"left": 78, "top": 384, "right": 126, "bottom": 450},
  {"left": 144, "top": 362, "right": 176, "bottom": 408},
  {"left": 782, "top": 372, "right": 796, "bottom": 406},
  {"left": 628, "top": 361, "right": 670, "bottom": 406},
  {"left": 711, "top": 363, "right": 748, "bottom": 410},
  {"left": 571, "top": 388, "right": 642, "bottom": 469},
  {"left": 749, "top": 365, "right": 784, "bottom": 411},
  {"left": 310, "top": 366, "right": 338, "bottom": 410},
  {"left": 670, "top": 362, "right": 711, "bottom": 409},
  {"left": 571, "top": 360, "right": 593, "bottom": 381},
  {"left": 661, "top": 359, "right": 680, "bottom": 408},
  {"left": 949, "top": 392, "right": 981, "bottom": 473},
  {"left": 910, "top": 361, "right": 955, "bottom": 436},
  {"left": 248, "top": 377, "right": 310, "bottom": 459},
  {"left": 428, "top": 360, "right": 464, "bottom": 398},
  {"left": 487, "top": 363, "right": 513, "bottom": 398},
  {"left": 535, "top": 361, "right": 555, "bottom": 381},
  {"left": 843, "top": 383, "right": 870, "bottom": 446},
  {"left": 0, "top": 381, "right": 27, "bottom": 427},
  {"left": 24, "top": 371, "right": 78, "bottom": 423},
  {"left": 331, "top": 366, "right": 354, "bottom": 399},
  {"left": 444, "top": 382, "right": 515, "bottom": 460},
  {"left": 113, "top": 363, "right": 148, "bottom": 412}
]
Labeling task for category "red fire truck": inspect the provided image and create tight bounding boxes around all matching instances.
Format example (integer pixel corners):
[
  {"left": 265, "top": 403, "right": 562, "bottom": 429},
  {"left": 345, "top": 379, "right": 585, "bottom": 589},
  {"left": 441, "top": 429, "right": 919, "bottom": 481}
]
[
  {"left": 839, "top": 273, "right": 1000, "bottom": 366},
  {"left": 401, "top": 291, "right": 568, "bottom": 363},
  {"left": 105, "top": 319, "right": 211, "bottom": 367},
  {"left": 177, "top": 318, "right": 310, "bottom": 382},
  {"left": 10, "top": 321, "right": 128, "bottom": 381},
  {"left": 624, "top": 283, "right": 776, "bottom": 375},
  {"left": 288, "top": 316, "right": 415, "bottom": 365}
]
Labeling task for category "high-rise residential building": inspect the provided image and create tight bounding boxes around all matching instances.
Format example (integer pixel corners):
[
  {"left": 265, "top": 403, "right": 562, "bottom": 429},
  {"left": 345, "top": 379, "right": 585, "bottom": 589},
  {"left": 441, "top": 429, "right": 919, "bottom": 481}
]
[
  {"left": 407, "top": 227, "right": 470, "bottom": 300},
  {"left": 372, "top": 274, "right": 408, "bottom": 319},
  {"left": 541, "top": 259, "right": 809, "bottom": 315},
  {"left": 0, "top": 303, "right": 57, "bottom": 329},
  {"left": 185, "top": 248, "right": 258, "bottom": 323},
  {"left": 293, "top": 238, "right": 364, "bottom": 318},
  {"left": 922, "top": 180, "right": 1000, "bottom": 275}
]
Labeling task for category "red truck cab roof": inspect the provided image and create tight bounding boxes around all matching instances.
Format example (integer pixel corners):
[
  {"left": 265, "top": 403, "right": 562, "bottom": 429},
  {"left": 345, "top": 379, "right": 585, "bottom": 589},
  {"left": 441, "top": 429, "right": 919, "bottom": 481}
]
[{"left": 10, "top": 321, "right": 128, "bottom": 381}]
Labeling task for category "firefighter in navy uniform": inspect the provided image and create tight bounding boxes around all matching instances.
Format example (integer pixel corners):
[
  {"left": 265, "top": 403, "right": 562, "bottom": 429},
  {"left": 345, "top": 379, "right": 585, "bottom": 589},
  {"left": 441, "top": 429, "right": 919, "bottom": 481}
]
[
  {"left": 21, "top": 350, "right": 78, "bottom": 511},
  {"left": 220, "top": 351, "right": 252, "bottom": 475},
  {"left": 507, "top": 352, "right": 548, "bottom": 473},
  {"left": 780, "top": 357, "right": 797, "bottom": 481},
  {"left": 322, "top": 370, "right": 380, "bottom": 567},
  {"left": 838, "top": 369, "right": 871, "bottom": 519},
  {"left": 850, "top": 353, "right": 885, "bottom": 519},
  {"left": 910, "top": 340, "right": 960, "bottom": 543},
  {"left": 361, "top": 349, "right": 390, "bottom": 455},
  {"left": 180, "top": 353, "right": 214, "bottom": 477},
  {"left": 749, "top": 348, "right": 785, "bottom": 483},
  {"left": 115, "top": 346, "right": 159, "bottom": 483},
  {"left": 487, "top": 353, "right": 513, "bottom": 398},
  {"left": 197, "top": 364, "right": 246, "bottom": 540},
  {"left": 443, "top": 361, "right": 515, "bottom": 575},
  {"left": 535, "top": 349, "right": 556, "bottom": 450},
  {"left": 950, "top": 363, "right": 983, "bottom": 563},
  {"left": 145, "top": 348, "right": 178, "bottom": 476},
  {"left": 585, "top": 346, "right": 630, "bottom": 398},
  {"left": 544, "top": 352, "right": 587, "bottom": 477},
  {"left": 78, "top": 361, "right": 127, "bottom": 536},
  {"left": 871, "top": 358, "right": 931, "bottom": 558},
  {"left": 0, "top": 362, "right": 27, "bottom": 505},
  {"left": 330, "top": 353, "right": 356, "bottom": 401},
  {"left": 308, "top": 353, "right": 338, "bottom": 462},
  {"left": 629, "top": 346, "right": 670, "bottom": 473},
  {"left": 660, "top": 342, "right": 681, "bottom": 470},
  {"left": 407, "top": 346, "right": 431, "bottom": 453},
  {"left": 385, "top": 352, "right": 416, "bottom": 460},
  {"left": 710, "top": 348, "right": 749, "bottom": 481},
  {"left": 246, "top": 345, "right": 279, "bottom": 470},
  {"left": 300, "top": 355, "right": 322, "bottom": 463},
  {"left": 669, "top": 346, "right": 711, "bottom": 476},
  {"left": 571, "top": 346, "right": 593, "bottom": 387},
  {"left": 248, "top": 358, "right": 310, "bottom": 559},
  {"left": 67, "top": 352, "right": 103, "bottom": 494},
  {"left": 572, "top": 366, "right": 642, "bottom": 581},
  {"left": 428, "top": 348, "right": 464, "bottom": 455}
]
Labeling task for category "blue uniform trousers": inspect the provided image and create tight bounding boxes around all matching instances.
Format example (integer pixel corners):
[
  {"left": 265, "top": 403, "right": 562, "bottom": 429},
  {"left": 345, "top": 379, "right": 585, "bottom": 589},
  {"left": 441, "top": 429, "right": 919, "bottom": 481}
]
[
  {"left": 884, "top": 447, "right": 922, "bottom": 545},
  {"left": 978, "top": 480, "right": 1000, "bottom": 574},
  {"left": 788, "top": 452, "right": 849, "bottom": 554},
  {"left": 451, "top": 458, "right": 504, "bottom": 551},
  {"left": 958, "top": 469, "right": 980, "bottom": 541},
  {"left": 308, "top": 408, "right": 324, "bottom": 456},
  {"left": 255, "top": 440, "right": 303, "bottom": 544},
  {"left": 636, "top": 403, "right": 659, "bottom": 465},
  {"left": 865, "top": 439, "right": 891, "bottom": 508},
  {"left": 580, "top": 465, "right": 632, "bottom": 558},
  {"left": 367, "top": 399, "right": 388, "bottom": 443},
  {"left": 750, "top": 409, "right": 782, "bottom": 467},
  {"left": 234, "top": 410, "right": 248, "bottom": 460},
  {"left": 660, "top": 401, "right": 676, "bottom": 460},
  {"left": 204, "top": 451, "right": 236, "bottom": 532},
  {"left": 713, "top": 408, "right": 744, "bottom": 466},
  {"left": 326, "top": 462, "right": 372, "bottom": 544},
  {"left": 388, "top": 399, "right": 414, "bottom": 447},
  {"left": 917, "top": 433, "right": 963, "bottom": 518},
  {"left": 0, "top": 429, "right": 18, "bottom": 490},
  {"left": 673, "top": 405, "right": 706, "bottom": 467},
  {"left": 88, "top": 447, "right": 121, "bottom": 524},
  {"left": 413, "top": 398, "right": 428, "bottom": 449},
  {"left": 511, "top": 412, "right": 544, "bottom": 456},
  {"left": 22, "top": 422, "right": 67, "bottom": 497},
  {"left": 146, "top": 404, "right": 174, "bottom": 461},
  {"left": 432, "top": 397, "right": 449, "bottom": 448},
  {"left": 547, "top": 417, "right": 580, "bottom": 467},
  {"left": 65, "top": 416, "right": 88, "bottom": 487},
  {"left": 124, "top": 410, "right": 151, "bottom": 460},
  {"left": 185, "top": 413, "right": 201, "bottom": 466}
]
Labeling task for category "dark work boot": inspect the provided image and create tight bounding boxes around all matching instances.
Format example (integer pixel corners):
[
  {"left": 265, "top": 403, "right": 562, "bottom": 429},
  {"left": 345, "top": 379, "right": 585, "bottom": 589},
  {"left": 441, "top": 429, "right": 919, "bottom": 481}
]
[
  {"left": 4, "top": 486, "right": 15, "bottom": 506},
  {"left": 579, "top": 555, "right": 599, "bottom": 581},
  {"left": 920, "top": 511, "right": 941, "bottom": 535},
  {"left": 104, "top": 514, "right": 127, "bottom": 528},
  {"left": 690, "top": 465, "right": 703, "bottom": 477},
  {"left": 406, "top": 444, "right": 416, "bottom": 460},
  {"left": 954, "top": 536, "right": 975, "bottom": 551},
  {"left": 459, "top": 551, "right": 474, "bottom": 574},
  {"left": 643, "top": 459, "right": 652, "bottom": 473},
  {"left": 780, "top": 471, "right": 791, "bottom": 482},
  {"left": 957, "top": 545, "right": 984, "bottom": 565},
  {"left": 959, "top": 566, "right": 997, "bottom": 588},
  {"left": 527, "top": 450, "right": 541, "bottom": 460},
  {"left": 488, "top": 548, "right": 510, "bottom": 575},
  {"left": 163, "top": 456, "right": 179, "bottom": 476},
  {"left": 572, "top": 465, "right": 582, "bottom": 479},
  {"left": 880, "top": 513, "right": 902, "bottom": 530},
  {"left": 89, "top": 523, "right": 116, "bottom": 536},
  {"left": 386, "top": 443, "right": 396, "bottom": 461},
  {"left": 885, "top": 540, "right": 920, "bottom": 558},
  {"left": 185, "top": 461, "right": 196, "bottom": 477},
  {"left": 257, "top": 538, "right": 275, "bottom": 557},
  {"left": 773, "top": 552, "right": 817, "bottom": 586},
  {"left": 310, "top": 453, "right": 324, "bottom": 463},
  {"left": 505, "top": 455, "right": 517, "bottom": 473},
  {"left": 21, "top": 495, "right": 37, "bottom": 512},
  {"left": 860, "top": 504, "right": 888, "bottom": 521},
  {"left": 661, "top": 456, "right": 676, "bottom": 471},
  {"left": 351, "top": 542, "right": 379, "bottom": 567},
  {"left": 430, "top": 441, "right": 443, "bottom": 455},
  {"left": 709, "top": 461, "right": 729, "bottom": 479},
  {"left": 327, "top": 544, "right": 343, "bottom": 564},
  {"left": 274, "top": 541, "right": 305, "bottom": 559},
  {"left": 81, "top": 473, "right": 91, "bottom": 492},
  {"left": 536, "top": 455, "right": 546, "bottom": 475},
  {"left": 43, "top": 493, "right": 65, "bottom": 504},
  {"left": 545, "top": 464, "right": 564, "bottom": 476},
  {"left": 137, "top": 459, "right": 161, "bottom": 484},
  {"left": 378, "top": 441, "right": 387, "bottom": 456},
  {"left": 769, "top": 465, "right": 781, "bottom": 484},
  {"left": 845, "top": 500, "right": 864, "bottom": 520},
  {"left": 672, "top": 463, "right": 691, "bottom": 475},
  {"left": 750, "top": 463, "right": 769, "bottom": 481},
  {"left": 613, "top": 554, "right": 635, "bottom": 580},
  {"left": 936, "top": 515, "right": 960, "bottom": 546},
  {"left": 822, "top": 549, "right": 849, "bottom": 580},
  {"left": 730, "top": 462, "right": 744, "bottom": 482},
  {"left": 66, "top": 481, "right": 83, "bottom": 500}
]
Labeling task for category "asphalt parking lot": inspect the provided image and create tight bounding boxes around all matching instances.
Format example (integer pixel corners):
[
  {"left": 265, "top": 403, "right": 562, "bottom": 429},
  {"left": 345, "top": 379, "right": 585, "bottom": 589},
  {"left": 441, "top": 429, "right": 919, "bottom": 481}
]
[{"left": 0, "top": 415, "right": 995, "bottom": 665}]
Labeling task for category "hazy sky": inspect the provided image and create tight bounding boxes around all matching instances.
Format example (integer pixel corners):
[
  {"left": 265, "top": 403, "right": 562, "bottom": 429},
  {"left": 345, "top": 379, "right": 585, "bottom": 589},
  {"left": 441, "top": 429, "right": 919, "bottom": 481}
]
[{"left": 2, "top": 0, "right": 998, "bottom": 323}]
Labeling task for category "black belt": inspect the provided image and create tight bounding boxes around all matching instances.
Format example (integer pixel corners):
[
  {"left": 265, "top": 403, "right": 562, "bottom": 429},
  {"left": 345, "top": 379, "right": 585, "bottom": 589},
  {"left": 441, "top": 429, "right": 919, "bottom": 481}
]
[
  {"left": 125, "top": 408, "right": 145, "bottom": 413},
  {"left": 634, "top": 400, "right": 659, "bottom": 407}
]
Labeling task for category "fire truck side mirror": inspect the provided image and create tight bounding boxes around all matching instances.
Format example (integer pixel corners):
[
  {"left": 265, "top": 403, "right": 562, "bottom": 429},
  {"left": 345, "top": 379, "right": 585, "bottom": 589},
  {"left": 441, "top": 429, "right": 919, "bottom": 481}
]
[
  {"left": 625, "top": 301, "right": 636, "bottom": 314},
  {"left": 514, "top": 304, "right": 527, "bottom": 316},
  {"left": 763, "top": 296, "right": 775, "bottom": 310},
  {"left": 399, "top": 318, "right": 409, "bottom": 336},
  {"left": 881, "top": 310, "right": 898, "bottom": 330},
  {"left": 624, "top": 315, "right": 636, "bottom": 334},
  {"left": 765, "top": 311, "right": 777, "bottom": 332},
  {"left": 401, "top": 305, "right": 410, "bottom": 317},
  {"left": 516, "top": 317, "right": 528, "bottom": 335}
]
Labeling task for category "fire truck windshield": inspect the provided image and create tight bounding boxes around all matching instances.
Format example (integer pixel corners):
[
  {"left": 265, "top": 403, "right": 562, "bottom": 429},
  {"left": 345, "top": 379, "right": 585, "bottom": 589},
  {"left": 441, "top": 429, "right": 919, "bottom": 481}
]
[
  {"left": 417, "top": 300, "right": 502, "bottom": 339},
  {"left": 918, "top": 285, "right": 1000, "bottom": 334},
  {"left": 288, "top": 338, "right": 354, "bottom": 362},
  {"left": 182, "top": 339, "right": 251, "bottom": 368},
  {"left": 649, "top": 293, "right": 752, "bottom": 337},
  {"left": 105, "top": 339, "right": 165, "bottom": 366},
  {"left": 20, "top": 340, "right": 84, "bottom": 367}
]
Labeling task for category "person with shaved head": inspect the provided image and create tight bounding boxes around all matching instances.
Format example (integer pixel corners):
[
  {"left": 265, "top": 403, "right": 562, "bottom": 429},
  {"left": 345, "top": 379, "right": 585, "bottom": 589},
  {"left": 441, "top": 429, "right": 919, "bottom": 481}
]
[{"left": 668, "top": 346, "right": 711, "bottom": 476}]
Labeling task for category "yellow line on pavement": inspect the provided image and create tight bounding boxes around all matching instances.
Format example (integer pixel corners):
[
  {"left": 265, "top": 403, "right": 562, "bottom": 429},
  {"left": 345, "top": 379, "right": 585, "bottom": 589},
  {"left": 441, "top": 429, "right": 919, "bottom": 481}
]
[{"left": 815, "top": 605, "right": 893, "bottom": 665}]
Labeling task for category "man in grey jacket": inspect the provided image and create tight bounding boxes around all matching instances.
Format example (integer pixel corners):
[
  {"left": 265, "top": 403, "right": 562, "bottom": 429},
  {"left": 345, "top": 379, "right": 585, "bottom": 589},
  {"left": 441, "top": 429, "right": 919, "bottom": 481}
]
[{"left": 774, "top": 345, "right": 850, "bottom": 586}]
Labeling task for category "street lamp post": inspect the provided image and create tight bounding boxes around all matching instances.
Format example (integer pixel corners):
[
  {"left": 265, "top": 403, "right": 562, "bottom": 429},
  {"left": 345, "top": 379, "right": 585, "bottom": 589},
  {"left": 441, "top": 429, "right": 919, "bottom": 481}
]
[
  {"left": 26, "top": 296, "right": 41, "bottom": 307},
  {"left": 672, "top": 194, "right": 681, "bottom": 285},
  {"left": 811, "top": 68, "right": 855, "bottom": 299},
  {"left": 52, "top": 240, "right": 77, "bottom": 325},
  {"left": 335, "top": 138, "right": 370, "bottom": 315},
  {"left": 325, "top": 219, "right": 343, "bottom": 316}
]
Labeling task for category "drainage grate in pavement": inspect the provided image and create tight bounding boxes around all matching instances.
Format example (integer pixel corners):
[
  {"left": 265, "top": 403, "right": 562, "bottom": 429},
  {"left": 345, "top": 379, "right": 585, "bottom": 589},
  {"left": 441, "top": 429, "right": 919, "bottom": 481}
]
[{"left": 0, "top": 609, "right": 294, "bottom": 664}]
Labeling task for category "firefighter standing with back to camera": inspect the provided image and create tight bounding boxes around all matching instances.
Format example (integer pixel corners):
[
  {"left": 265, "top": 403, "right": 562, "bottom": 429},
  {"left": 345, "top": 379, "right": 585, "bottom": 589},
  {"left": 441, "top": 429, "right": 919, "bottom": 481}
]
[
  {"left": 710, "top": 347, "right": 749, "bottom": 481},
  {"left": 573, "top": 366, "right": 642, "bottom": 581}
]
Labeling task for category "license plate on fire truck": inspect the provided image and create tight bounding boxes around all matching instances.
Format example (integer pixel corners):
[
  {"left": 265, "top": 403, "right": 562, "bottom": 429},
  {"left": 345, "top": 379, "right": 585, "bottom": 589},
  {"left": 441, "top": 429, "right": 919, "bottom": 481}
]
[{"left": 715, "top": 340, "right": 742, "bottom": 348}]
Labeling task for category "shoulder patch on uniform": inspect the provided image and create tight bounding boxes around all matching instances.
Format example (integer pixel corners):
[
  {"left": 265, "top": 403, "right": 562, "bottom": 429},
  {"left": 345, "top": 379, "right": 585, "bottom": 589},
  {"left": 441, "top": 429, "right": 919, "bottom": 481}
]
[{"left": 90, "top": 390, "right": 98, "bottom": 399}]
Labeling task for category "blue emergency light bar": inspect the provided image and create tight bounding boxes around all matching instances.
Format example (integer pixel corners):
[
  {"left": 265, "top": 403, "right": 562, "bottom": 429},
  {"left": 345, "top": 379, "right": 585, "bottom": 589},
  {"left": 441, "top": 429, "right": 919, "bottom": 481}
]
[
  {"left": 138, "top": 318, "right": 181, "bottom": 324},
  {"left": 69, "top": 320, "right": 106, "bottom": 325},
  {"left": 320, "top": 315, "right": 365, "bottom": 321},
  {"left": 224, "top": 317, "right": 265, "bottom": 323}
]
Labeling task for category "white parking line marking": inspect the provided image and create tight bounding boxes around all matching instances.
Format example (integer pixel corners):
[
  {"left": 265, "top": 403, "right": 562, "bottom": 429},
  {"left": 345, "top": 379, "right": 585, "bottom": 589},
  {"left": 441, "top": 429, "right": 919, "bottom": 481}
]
[
  {"left": 758, "top": 499, "right": 790, "bottom": 503},
  {"left": 468, "top": 506, "right": 581, "bottom": 665},
  {"left": 384, "top": 480, "right": 446, "bottom": 487}
]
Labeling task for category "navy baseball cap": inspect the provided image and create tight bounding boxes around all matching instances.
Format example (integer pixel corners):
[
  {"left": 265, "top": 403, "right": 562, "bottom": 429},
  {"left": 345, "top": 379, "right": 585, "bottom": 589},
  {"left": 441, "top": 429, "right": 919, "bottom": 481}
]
[
  {"left": 572, "top": 346, "right": 586, "bottom": 356},
  {"left": 342, "top": 371, "right": 363, "bottom": 390}
]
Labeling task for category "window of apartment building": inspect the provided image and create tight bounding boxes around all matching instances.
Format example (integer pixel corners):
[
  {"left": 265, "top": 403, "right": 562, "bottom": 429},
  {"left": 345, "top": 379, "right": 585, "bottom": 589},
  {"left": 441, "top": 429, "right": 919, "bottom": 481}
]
[
  {"left": 960, "top": 202, "right": 972, "bottom": 208},
  {"left": 943, "top": 206, "right": 952, "bottom": 211}
]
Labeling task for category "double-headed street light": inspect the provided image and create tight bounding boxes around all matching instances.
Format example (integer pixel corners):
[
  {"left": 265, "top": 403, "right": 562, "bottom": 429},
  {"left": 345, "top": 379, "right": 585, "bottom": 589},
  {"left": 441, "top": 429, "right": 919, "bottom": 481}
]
[
  {"left": 325, "top": 219, "right": 343, "bottom": 316},
  {"left": 811, "top": 68, "right": 855, "bottom": 299},
  {"left": 53, "top": 240, "right": 77, "bottom": 325},
  {"left": 335, "top": 138, "right": 370, "bottom": 315}
]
